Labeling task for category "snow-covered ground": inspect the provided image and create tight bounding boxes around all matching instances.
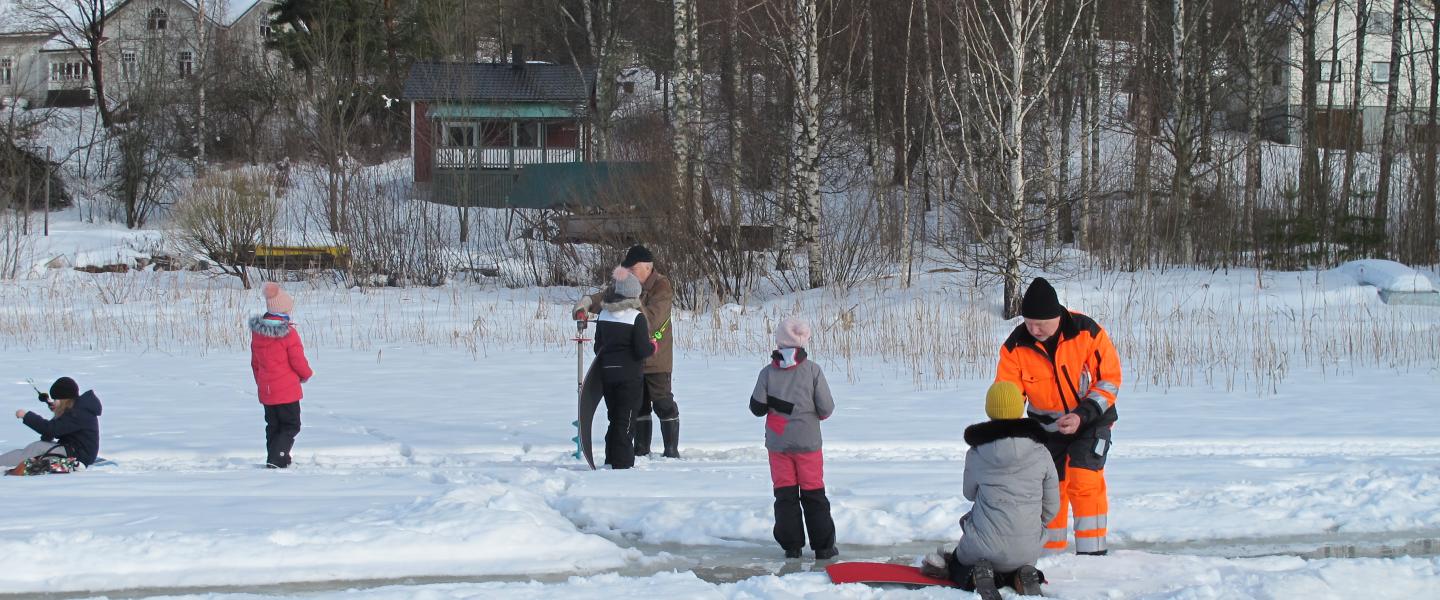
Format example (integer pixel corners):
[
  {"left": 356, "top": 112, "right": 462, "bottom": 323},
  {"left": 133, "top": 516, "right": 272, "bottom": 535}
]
[{"left": 1, "top": 218, "right": 1438, "bottom": 599}]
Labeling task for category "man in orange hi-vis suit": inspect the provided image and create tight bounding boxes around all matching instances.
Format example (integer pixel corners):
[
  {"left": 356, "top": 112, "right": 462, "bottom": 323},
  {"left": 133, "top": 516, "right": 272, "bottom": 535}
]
[{"left": 995, "top": 277, "right": 1120, "bottom": 555}]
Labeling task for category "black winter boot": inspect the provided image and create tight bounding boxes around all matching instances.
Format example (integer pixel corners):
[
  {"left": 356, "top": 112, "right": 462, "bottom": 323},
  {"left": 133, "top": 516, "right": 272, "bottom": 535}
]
[
  {"left": 633, "top": 416, "right": 652, "bottom": 457},
  {"left": 1013, "top": 564, "right": 1043, "bottom": 596},
  {"left": 970, "top": 560, "right": 1001, "bottom": 600},
  {"left": 773, "top": 486, "right": 805, "bottom": 554},
  {"left": 800, "top": 487, "right": 837, "bottom": 558},
  {"left": 660, "top": 419, "right": 680, "bottom": 458}
]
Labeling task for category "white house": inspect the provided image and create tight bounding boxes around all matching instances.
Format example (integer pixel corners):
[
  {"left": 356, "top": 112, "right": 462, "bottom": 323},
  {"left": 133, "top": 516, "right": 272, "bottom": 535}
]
[
  {"left": 1266, "top": 0, "right": 1438, "bottom": 147},
  {"left": 0, "top": 0, "right": 275, "bottom": 108},
  {"left": 0, "top": 30, "right": 55, "bottom": 108}
]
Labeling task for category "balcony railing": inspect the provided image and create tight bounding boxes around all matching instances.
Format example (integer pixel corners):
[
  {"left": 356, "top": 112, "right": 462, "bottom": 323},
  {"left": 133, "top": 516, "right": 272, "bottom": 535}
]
[{"left": 436, "top": 147, "right": 582, "bottom": 169}]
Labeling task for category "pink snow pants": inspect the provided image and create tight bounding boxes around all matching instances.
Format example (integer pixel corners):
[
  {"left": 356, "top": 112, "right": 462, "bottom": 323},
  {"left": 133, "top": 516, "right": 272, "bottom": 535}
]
[{"left": 769, "top": 450, "right": 824, "bottom": 490}]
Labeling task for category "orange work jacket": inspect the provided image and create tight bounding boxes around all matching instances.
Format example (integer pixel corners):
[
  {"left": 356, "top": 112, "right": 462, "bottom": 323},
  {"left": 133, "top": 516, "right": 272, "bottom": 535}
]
[{"left": 995, "top": 311, "right": 1121, "bottom": 433}]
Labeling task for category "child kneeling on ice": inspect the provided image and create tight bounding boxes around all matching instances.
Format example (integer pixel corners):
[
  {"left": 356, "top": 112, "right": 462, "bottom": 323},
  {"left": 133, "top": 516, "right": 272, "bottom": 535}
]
[
  {"left": 593, "top": 267, "right": 656, "bottom": 469},
  {"left": 749, "top": 317, "right": 837, "bottom": 559},
  {"left": 249, "top": 282, "right": 314, "bottom": 469},
  {"left": 921, "top": 381, "right": 1059, "bottom": 599}
]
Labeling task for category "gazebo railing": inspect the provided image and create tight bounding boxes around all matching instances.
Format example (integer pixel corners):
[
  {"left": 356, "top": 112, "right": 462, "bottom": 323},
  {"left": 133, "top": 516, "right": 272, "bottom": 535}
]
[{"left": 436, "top": 147, "right": 582, "bottom": 169}]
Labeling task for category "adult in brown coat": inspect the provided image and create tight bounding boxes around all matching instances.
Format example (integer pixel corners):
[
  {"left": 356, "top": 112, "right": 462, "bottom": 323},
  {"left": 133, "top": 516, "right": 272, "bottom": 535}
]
[{"left": 575, "top": 245, "right": 679, "bottom": 457}]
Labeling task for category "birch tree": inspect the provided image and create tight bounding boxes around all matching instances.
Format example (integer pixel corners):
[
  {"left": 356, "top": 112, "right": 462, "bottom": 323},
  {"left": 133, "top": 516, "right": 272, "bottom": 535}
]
[
  {"left": 792, "top": 0, "right": 822, "bottom": 288},
  {"left": 932, "top": 0, "right": 1088, "bottom": 317},
  {"left": 557, "top": 0, "right": 634, "bottom": 160},
  {"left": 1165, "top": 0, "right": 1223, "bottom": 265},
  {"left": 1297, "top": 0, "right": 1324, "bottom": 220},
  {"left": 671, "top": 0, "right": 703, "bottom": 217},
  {"left": 1422, "top": 2, "right": 1439, "bottom": 263},
  {"left": 1374, "top": 0, "right": 1407, "bottom": 246},
  {"left": 1132, "top": 0, "right": 1156, "bottom": 270},
  {"left": 1341, "top": 0, "right": 1370, "bottom": 214},
  {"left": 1240, "top": 0, "right": 1268, "bottom": 246}
]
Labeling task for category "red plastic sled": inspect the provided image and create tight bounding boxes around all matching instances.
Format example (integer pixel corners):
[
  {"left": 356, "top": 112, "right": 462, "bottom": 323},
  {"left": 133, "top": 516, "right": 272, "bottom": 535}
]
[{"left": 826, "top": 561, "right": 958, "bottom": 588}]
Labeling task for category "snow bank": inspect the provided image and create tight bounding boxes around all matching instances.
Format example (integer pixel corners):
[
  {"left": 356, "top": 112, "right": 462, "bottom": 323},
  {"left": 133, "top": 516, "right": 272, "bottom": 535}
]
[
  {"left": 1335, "top": 259, "right": 1437, "bottom": 292},
  {"left": 0, "top": 474, "right": 631, "bottom": 593}
]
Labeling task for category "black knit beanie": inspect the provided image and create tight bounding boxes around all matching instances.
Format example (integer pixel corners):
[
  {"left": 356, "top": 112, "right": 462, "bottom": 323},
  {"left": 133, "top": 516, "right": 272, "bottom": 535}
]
[
  {"left": 1020, "top": 277, "right": 1064, "bottom": 319},
  {"left": 621, "top": 245, "right": 654, "bottom": 267},
  {"left": 49, "top": 377, "right": 80, "bottom": 401}
]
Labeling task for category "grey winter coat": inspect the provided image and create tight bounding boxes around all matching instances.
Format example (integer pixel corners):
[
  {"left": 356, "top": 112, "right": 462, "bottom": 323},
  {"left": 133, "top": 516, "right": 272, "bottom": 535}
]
[
  {"left": 748, "top": 349, "right": 834, "bottom": 453},
  {"left": 953, "top": 418, "right": 1060, "bottom": 572}
]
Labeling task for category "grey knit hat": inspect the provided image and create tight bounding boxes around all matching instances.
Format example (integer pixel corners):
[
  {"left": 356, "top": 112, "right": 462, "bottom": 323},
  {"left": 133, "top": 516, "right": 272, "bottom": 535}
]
[{"left": 613, "top": 266, "right": 642, "bottom": 298}]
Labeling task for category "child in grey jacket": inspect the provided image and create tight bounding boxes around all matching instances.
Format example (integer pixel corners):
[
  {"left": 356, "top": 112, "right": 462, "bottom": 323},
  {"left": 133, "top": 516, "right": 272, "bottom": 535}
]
[
  {"left": 749, "top": 317, "right": 837, "bottom": 560},
  {"left": 922, "top": 381, "right": 1060, "bottom": 599}
]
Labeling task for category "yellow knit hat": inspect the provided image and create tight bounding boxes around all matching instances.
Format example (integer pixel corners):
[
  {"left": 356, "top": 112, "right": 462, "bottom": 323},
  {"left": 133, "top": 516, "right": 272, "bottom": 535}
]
[{"left": 985, "top": 381, "right": 1026, "bottom": 420}]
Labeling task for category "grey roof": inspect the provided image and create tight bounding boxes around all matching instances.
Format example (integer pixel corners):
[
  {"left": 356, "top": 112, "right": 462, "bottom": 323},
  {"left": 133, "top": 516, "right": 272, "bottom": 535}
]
[{"left": 403, "top": 62, "right": 594, "bottom": 105}]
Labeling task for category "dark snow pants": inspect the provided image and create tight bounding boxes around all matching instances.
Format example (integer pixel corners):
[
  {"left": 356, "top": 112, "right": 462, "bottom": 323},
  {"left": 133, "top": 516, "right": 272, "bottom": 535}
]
[
  {"left": 634, "top": 372, "right": 677, "bottom": 455},
  {"left": 602, "top": 378, "right": 643, "bottom": 469},
  {"left": 264, "top": 401, "right": 301, "bottom": 468},
  {"left": 773, "top": 485, "right": 836, "bottom": 553}
]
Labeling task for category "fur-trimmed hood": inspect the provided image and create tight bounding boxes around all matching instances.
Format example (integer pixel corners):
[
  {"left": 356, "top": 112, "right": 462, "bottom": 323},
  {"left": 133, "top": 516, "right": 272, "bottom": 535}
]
[
  {"left": 600, "top": 297, "right": 643, "bottom": 313},
  {"left": 953, "top": 416, "right": 1060, "bottom": 572},
  {"left": 249, "top": 315, "right": 294, "bottom": 338},
  {"left": 963, "top": 418, "right": 1048, "bottom": 448}
]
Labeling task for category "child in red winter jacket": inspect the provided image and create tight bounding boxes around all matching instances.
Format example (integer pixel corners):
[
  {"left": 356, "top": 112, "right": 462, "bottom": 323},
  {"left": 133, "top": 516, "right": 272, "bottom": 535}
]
[{"left": 249, "top": 282, "right": 313, "bottom": 468}]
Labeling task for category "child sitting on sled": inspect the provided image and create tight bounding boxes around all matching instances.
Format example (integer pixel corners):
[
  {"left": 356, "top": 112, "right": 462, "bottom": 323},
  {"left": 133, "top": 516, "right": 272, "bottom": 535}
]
[
  {"left": 920, "top": 381, "right": 1060, "bottom": 599},
  {"left": 5, "top": 376, "right": 103, "bottom": 475}
]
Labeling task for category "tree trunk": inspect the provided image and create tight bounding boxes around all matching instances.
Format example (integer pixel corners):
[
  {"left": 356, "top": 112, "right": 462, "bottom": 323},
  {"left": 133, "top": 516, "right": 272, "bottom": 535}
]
[
  {"left": 671, "top": 0, "right": 701, "bottom": 212},
  {"left": 1423, "top": 3, "right": 1439, "bottom": 264},
  {"left": 726, "top": 0, "right": 744, "bottom": 212},
  {"left": 1085, "top": 4, "right": 1100, "bottom": 251},
  {"left": 1299, "top": 0, "right": 1322, "bottom": 221},
  {"left": 1375, "top": 1, "right": 1406, "bottom": 248},
  {"left": 1316, "top": 0, "right": 1345, "bottom": 258},
  {"left": 866, "top": 0, "right": 889, "bottom": 247},
  {"left": 1132, "top": 0, "right": 1154, "bottom": 271},
  {"left": 794, "top": 0, "right": 823, "bottom": 288},
  {"left": 1171, "top": 0, "right": 1196, "bottom": 265},
  {"left": 194, "top": 0, "right": 209, "bottom": 170},
  {"left": 1004, "top": 0, "right": 1028, "bottom": 318},
  {"left": 1341, "top": 0, "right": 1368, "bottom": 217},
  {"left": 1243, "top": 0, "right": 1264, "bottom": 258},
  {"left": 899, "top": 0, "right": 917, "bottom": 287}
]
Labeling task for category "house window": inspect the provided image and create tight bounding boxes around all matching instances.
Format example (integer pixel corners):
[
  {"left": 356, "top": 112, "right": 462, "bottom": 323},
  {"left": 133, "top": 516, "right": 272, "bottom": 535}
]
[
  {"left": 259, "top": 15, "right": 272, "bottom": 40},
  {"left": 546, "top": 122, "right": 580, "bottom": 148},
  {"left": 622, "top": 81, "right": 635, "bottom": 94},
  {"left": 1318, "top": 60, "right": 1341, "bottom": 83},
  {"left": 443, "top": 123, "right": 476, "bottom": 147},
  {"left": 48, "top": 60, "right": 86, "bottom": 82},
  {"left": 121, "top": 50, "right": 137, "bottom": 81},
  {"left": 1368, "top": 11, "right": 1392, "bottom": 35},
  {"left": 1271, "top": 65, "right": 1283, "bottom": 86},
  {"left": 0, "top": 57, "right": 12, "bottom": 85},
  {"left": 516, "top": 122, "right": 540, "bottom": 148},
  {"left": 480, "top": 121, "right": 511, "bottom": 146},
  {"left": 149, "top": 8, "right": 168, "bottom": 31},
  {"left": 178, "top": 51, "right": 193, "bottom": 78},
  {"left": 1372, "top": 61, "right": 1391, "bottom": 83}
]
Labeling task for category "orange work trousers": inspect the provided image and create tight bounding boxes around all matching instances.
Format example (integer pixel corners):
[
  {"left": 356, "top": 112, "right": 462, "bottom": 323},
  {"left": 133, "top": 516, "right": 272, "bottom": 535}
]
[{"left": 1044, "top": 460, "right": 1108, "bottom": 554}]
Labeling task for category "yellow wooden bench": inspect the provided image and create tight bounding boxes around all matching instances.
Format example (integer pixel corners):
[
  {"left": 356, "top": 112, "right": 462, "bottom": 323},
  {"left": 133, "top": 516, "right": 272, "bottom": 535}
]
[{"left": 211, "top": 245, "right": 352, "bottom": 270}]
